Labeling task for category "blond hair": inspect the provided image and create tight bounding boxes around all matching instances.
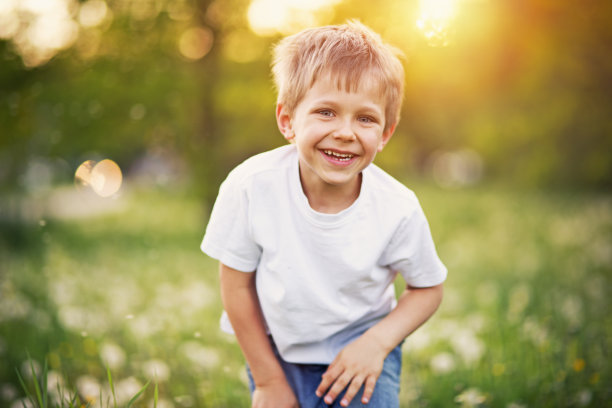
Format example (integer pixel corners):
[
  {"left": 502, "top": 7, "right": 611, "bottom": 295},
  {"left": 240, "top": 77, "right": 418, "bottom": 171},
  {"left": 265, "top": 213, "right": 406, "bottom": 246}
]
[{"left": 272, "top": 21, "right": 404, "bottom": 131}]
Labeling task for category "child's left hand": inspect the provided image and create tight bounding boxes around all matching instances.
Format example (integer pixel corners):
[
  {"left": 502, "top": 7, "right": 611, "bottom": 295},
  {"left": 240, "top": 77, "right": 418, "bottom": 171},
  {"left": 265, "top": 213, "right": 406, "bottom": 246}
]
[{"left": 315, "top": 333, "right": 388, "bottom": 406}]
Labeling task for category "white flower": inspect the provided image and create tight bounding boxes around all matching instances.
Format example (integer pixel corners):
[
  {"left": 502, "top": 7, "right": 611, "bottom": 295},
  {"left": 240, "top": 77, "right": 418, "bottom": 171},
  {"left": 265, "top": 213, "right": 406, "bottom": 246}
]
[
  {"left": 522, "top": 317, "right": 548, "bottom": 347},
  {"left": 180, "top": 341, "right": 220, "bottom": 370},
  {"left": 46, "top": 370, "right": 66, "bottom": 393},
  {"left": 403, "top": 327, "right": 432, "bottom": 352},
  {"left": 430, "top": 352, "right": 456, "bottom": 374},
  {"left": 100, "top": 342, "right": 126, "bottom": 369},
  {"left": 11, "top": 398, "right": 35, "bottom": 408},
  {"left": 180, "top": 281, "right": 214, "bottom": 311},
  {"left": 149, "top": 397, "right": 175, "bottom": 408},
  {"left": 561, "top": 295, "right": 582, "bottom": 329},
  {"left": 455, "top": 387, "right": 487, "bottom": 407},
  {"left": 174, "top": 395, "right": 194, "bottom": 407},
  {"left": 20, "top": 360, "right": 41, "bottom": 379},
  {"left": 450, "top": 329, "right": 484, "bottom": 365},
  {"left": 76, "top": 375, "right": 100, "bottom": 402},
  {"left": 115, "top": 377, "right": 144, "bottom": 405},
  {"left": 142, "top": 359, "right": 171, "bottom": 382},
  {"left": 1, "top": 383, "right": 18, "bottom": 401},
  {"left": 577, "top": 389, "right": 592, "bottom": 406}
]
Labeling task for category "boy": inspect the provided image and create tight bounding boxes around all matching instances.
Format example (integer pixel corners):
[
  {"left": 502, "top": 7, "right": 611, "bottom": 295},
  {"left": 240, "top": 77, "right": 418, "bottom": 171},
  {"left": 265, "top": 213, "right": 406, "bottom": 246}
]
[{"left": 201, "top": 21, "right": 446, "bottom": 408}]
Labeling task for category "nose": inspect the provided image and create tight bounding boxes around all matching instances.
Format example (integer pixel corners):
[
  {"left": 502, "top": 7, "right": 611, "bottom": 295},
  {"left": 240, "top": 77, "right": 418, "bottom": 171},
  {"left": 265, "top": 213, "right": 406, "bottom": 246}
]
[{"left": 332, "top": 118, "right": 356, "bottom": 142}]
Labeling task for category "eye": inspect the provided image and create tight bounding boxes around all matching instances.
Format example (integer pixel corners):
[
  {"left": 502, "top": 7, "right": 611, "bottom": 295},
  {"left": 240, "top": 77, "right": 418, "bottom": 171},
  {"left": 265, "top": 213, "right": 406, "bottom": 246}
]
[
  {"left": 358, "top": 115, "right": 376, "bottom": 124},
  {"left": 316, "top": 109, "right": 334, "bottom": 117}
]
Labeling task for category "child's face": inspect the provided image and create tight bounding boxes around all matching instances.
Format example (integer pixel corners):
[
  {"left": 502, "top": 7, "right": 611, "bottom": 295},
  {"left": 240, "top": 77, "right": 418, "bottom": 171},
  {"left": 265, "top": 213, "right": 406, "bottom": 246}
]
[{"left": 276, "top": 76, "right": 395, "bottom": 193}]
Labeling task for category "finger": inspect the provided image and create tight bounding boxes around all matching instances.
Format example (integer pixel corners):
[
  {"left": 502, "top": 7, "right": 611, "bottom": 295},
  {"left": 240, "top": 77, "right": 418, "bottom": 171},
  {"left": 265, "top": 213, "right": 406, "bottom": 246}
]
[
  {"left": 361, "top": 376, "right": 378, "bottom": 404},
  {"left": 339, "top": 374, "right": 365, "bottom": 407},
  {"left": 324, "top": 372, "right": 353, "bottom": 405},
  {"left": 315, "top": 366, "right": 343, "bottom": 398}
]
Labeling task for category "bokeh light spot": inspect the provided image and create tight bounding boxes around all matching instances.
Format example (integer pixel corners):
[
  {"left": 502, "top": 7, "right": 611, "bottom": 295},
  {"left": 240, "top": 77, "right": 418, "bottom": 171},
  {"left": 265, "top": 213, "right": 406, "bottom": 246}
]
[
  {"left": 78, "top": 0, "right": 109, "bottom": 28},
  {"left": 17, "top": 0, "right": 79, "bottom": 67},
  {"left": 74, "top": 160, "right": 96, "bottom": 189},
  {"left": 74, "top": 159, "right": 122, "bottom": 197},
  {"left": 0, "top": 9, "right": 19, "bottom": 39},
  {"left": 178, "top": 27, "right": 213, "bottom": 60},
  {"left": 166, "top": 0, "right": 195, "bottom": 21},
  {"left": 129, "top": 103, "right": 146, "bottom": 120}
]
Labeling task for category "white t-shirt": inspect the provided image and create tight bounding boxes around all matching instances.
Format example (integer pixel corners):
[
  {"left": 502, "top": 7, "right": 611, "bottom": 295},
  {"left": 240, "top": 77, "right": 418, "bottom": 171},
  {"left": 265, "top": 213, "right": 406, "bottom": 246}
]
[{"left": 201, "top": 144, "right": 447, "bottom": 364}]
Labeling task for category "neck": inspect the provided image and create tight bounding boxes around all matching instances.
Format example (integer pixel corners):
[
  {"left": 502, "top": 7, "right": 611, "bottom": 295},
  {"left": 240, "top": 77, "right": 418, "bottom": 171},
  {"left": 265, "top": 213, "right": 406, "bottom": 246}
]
[{"left": 299, "top": 170, "right": 362, "bottom": 214}]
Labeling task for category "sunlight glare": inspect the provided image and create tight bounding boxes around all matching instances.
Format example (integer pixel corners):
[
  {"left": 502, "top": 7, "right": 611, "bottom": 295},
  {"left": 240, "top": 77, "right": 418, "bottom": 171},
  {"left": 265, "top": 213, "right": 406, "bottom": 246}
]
[
  {"left": 247, "top": 0, "right": 339, "bottom": 36},
  {"left": 416, "top": 0, "right": 457, "bottom": 46},
  {"left": 0, "top": 0, "right": 19, "bottom": 39},
  {"left": 4, "top": 0, "right": 80, "bottom": 66},
  {"left": 26, "top": 10, "right": 79, "bottom": 51}
]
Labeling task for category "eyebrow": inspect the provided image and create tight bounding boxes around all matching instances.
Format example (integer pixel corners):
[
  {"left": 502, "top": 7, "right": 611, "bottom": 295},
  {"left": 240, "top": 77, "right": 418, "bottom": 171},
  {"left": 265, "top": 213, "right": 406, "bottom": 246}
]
[{"left": 311, "top": 99, "right": 384, "bottom": 115}]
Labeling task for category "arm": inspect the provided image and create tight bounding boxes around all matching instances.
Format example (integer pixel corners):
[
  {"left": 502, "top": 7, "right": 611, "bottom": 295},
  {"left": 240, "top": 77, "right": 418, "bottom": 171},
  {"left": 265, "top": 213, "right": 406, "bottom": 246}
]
[
  {"left": 316, "top": 283, "right": 443, "bottom": 406},
  {"left": 219, "top": 263, "right": 298, "bottom": 408}
]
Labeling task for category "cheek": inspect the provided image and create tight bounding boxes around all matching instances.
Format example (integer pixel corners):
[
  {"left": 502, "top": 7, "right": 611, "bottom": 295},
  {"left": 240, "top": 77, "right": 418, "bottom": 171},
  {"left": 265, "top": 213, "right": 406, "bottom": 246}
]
[
  {"left": 363, "top": 132, "right": 384, "bottom": 150},
  {"left": 300, "top": 123, "right": 329, "bottom": 141}
]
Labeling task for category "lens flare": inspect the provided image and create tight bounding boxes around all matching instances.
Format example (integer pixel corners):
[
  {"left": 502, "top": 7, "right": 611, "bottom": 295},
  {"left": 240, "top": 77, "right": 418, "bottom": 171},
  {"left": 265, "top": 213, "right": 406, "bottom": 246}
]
[
  {"left": 74, "top": 159, "right": 122, "bottom": 197},
  {"left": 74, "top": 160, "right": 96, "bottom": 189},
  {"left": 178, "top": 26, "right": 213, "bottom": 60},
  {"left": 416, "top": 0, "right": 457, "bottom": 46}
]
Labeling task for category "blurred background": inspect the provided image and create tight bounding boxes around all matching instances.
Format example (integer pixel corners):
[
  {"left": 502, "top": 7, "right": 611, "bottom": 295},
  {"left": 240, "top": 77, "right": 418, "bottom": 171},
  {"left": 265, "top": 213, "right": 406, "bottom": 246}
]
[{"left": 0, "top": 0, "right": 610, "bottom": 407}]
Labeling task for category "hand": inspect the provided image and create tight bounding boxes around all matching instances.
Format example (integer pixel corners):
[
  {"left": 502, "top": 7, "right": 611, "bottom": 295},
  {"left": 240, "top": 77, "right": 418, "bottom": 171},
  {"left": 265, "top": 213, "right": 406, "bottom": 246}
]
[
  {"left": 252, "top": 377, "right": 299, "bottom": 408},
  {"left": 315, "top": 334, "right": 388, "bottom": 406}
]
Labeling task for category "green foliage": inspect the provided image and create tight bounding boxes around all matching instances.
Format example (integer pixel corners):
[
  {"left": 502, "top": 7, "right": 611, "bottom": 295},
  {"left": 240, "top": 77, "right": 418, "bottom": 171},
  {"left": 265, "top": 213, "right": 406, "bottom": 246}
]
[
  {"left": 16, "top": 354, "right": 153, "bottom": 408},
  {"left": 1, "top": 0, "right": 611, "bottom": 198},
  {"left": 0, "top": 184, "right": 610, "bottom": 407}
]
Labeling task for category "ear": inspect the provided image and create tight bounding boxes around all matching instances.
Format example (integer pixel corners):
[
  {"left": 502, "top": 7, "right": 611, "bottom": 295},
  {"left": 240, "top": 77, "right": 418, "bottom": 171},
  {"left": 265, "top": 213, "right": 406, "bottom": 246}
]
[
  {"left": 378, "top": 123, "right": 396, "bottom": 152},
  {"left": 276, "top": 103, "right": 294, "bottom": 142}
]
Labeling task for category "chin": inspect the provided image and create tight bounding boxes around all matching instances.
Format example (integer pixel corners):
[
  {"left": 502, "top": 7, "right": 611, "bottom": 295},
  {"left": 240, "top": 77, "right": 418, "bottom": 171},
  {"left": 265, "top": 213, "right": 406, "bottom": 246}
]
[{"left": 321, "top": 173, "right": 360, "bottom": 187}]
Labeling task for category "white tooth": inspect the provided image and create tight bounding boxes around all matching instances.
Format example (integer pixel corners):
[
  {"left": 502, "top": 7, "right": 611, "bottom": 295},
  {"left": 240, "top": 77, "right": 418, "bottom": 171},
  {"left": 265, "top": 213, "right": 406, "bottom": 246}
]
[{"left": 324, "top": 150, "right": 353, "bottom": 160}]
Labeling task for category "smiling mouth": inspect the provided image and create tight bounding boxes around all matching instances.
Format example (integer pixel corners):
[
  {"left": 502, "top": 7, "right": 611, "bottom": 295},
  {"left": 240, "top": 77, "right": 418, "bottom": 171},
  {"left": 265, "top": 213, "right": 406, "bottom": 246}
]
[{"left": 322, "top": 150, "right": 355, "bottom": 161}]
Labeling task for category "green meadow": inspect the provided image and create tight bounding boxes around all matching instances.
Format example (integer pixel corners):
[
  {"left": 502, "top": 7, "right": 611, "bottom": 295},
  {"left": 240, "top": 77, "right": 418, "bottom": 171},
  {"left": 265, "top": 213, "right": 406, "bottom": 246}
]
[
  {"left": 2, "top": 0, "right": 611, "bottom": 407},
  {"left": 0, "top": 183, "right": 609, "bottom": 407}
]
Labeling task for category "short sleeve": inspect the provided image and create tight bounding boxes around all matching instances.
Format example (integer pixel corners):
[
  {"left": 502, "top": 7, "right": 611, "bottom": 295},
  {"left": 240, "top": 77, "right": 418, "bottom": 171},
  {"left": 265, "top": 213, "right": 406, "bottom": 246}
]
[
  {"left": 379, "top": 205, "right": 447, "bottom": 287},
  {"left": 201, "top": 171, "right": 261, "bottom": 272}
]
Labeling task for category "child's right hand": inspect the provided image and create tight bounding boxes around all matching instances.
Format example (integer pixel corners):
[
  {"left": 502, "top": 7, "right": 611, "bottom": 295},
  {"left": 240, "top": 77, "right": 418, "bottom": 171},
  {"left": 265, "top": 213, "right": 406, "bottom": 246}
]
[{"left": 252, "top": 377, "right": 299, "bottom": 408}]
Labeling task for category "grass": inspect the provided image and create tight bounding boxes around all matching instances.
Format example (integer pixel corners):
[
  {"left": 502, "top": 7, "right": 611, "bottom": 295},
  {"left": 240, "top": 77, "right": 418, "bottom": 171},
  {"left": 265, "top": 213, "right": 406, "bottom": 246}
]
[
  {"left": 0, "top": 182, "right": 610, "bottom": 407},
  {"left": 16, "top": 352, "right": 154, "bottom": 408}
]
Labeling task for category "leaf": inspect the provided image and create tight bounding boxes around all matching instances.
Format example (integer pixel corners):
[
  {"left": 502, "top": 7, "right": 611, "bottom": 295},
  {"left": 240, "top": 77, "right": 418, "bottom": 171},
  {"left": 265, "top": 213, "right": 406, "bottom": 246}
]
[
  {"left": 154, "top": 382, "right": 158, "bottom": 408},
  {"left": 27, "top": 354, "right": 44, "bottom": 408},
  {"left": 106, "top": 366, "right": 117, "bottom": 408},
  {"left": 126, "top": 380, "right": 150, "bottom": 408},
  {"left": 41, "top": 358, "right": 48, "bottom": 408}
]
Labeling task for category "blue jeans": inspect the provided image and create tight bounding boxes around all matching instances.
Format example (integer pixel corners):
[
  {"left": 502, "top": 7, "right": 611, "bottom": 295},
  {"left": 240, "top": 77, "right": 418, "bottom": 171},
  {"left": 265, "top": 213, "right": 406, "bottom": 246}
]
[{"left": 246, "top": 338, "right": 402, "bottom": 408}]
